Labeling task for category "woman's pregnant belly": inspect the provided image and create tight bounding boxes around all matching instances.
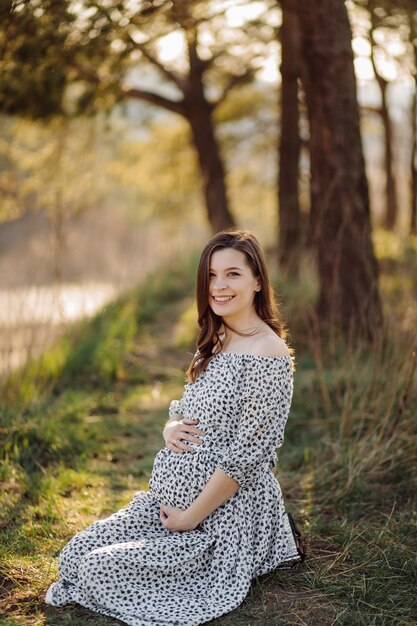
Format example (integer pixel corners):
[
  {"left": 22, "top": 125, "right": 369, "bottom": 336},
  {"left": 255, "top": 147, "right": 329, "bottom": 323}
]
[{"left": 149, "top": 445, "right": 220, "bottom": 509}]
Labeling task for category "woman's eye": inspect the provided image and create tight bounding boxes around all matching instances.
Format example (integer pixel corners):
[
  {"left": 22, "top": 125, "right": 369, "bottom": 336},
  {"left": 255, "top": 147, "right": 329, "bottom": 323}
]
[{"left": 208, "top": 272, "right": 240, "bottom": 278}]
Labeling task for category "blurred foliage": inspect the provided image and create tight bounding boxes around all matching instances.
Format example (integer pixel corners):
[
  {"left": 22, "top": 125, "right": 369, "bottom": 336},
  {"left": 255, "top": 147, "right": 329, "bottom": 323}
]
[
  {"left": 0, "top": 110, "right": 202, "bottom": 224},
  {"left": 0, "top": 85, "right": 284, "bottom": 240},
  {"left": 0, "top": 0, "right": 126, "bottom": 118},
  {"left": 0, "top": 1, "right": 73, "bottom": 117},
  {"left": 351, "top": 0, "right": 417, "bottom": 82},
  {"left": 0, "top": 115, "right": 104, "bottom": 221},
  {"left": 1, "top": 1, "right": 416, "bottom": 234},
  {"left": 105, "top": 117, "right": 202, "bottom": 222},
  {"left": 0, "top": 0, "right": 279, "bottom": 117}
]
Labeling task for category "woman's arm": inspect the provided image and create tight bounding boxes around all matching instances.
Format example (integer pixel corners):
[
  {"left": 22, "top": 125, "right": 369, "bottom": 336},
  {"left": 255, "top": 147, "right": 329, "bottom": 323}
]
[
  {"left": 160, "top": 468, "right": 239, "bottom": 532},
  {"left": 187, "top": 468, "right": 239, "bottom": 524}
]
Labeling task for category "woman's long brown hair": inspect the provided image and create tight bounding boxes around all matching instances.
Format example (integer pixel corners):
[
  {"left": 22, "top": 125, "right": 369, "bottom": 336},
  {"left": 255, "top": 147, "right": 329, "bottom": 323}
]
[{"left": 186, "top": 228, "right": 294, "bottom": 383}]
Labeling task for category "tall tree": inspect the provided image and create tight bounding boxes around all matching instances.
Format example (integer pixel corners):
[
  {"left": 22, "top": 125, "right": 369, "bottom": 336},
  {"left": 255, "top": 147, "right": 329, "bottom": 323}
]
[
  {"left": 368, "top": 3, "right": 399, "bottom": 230},
  {"left": 1, "top": 0, "right": 277, "bottom": 233},
  {"left": 278, "top": 0, "right": 302, "bottom": 278},
  {"left": 352, "top": 0, "right": 399, "bottom": 230},
  {"left": 408, "top": 8, "right": 417, "bottom": 235},
  {"left": 296, "top": 0, "right": 383, "bottom": 341}
]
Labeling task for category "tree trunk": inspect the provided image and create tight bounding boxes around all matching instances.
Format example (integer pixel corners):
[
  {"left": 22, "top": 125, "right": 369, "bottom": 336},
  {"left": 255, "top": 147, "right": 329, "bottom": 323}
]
[
  {"left": 410, "top": 13, "right": 417, "bottom": 235},
  {"left": 380, "top": 83, "right": 398, "bottom": 230},
  {"left": 368, "top": 8, "right": 398, "bottom": 231},
  {"left": 183, "top": 32, "right": 235, "bottom": 234},
  {"left": 410, "top": 80, "right": 417, "bottom": 235},
  {"left": 296, "top": 0, "right": 383, "bottom": 342},
  {"left": 278, "top": 0, "right": 301, "bottom": 278},
  {"left": 187, "top": 100, "right": 235, "bottom": 233},
  {"left": 126, "top": 86, "right": 234, "bottom": 233}
]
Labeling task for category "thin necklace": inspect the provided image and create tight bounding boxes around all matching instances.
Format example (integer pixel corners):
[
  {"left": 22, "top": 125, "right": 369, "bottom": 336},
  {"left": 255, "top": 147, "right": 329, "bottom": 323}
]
[{"left": 222, "top": 324, "right": 265, "bottom": 336}]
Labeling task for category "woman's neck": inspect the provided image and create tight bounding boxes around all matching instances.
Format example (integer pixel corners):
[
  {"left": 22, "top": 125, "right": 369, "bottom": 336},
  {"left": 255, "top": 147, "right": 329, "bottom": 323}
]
[{"left": 221, "top": 312, "right": 263, "bottom": 337}]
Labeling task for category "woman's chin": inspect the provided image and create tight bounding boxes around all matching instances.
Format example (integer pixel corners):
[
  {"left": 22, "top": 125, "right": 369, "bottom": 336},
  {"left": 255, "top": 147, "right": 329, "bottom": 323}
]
[
  {"left": 210, "top": 301, "right": 238, "bottom": 315},
  {"left": 211, "top": 308, "right": 234, "bottom": 319}
]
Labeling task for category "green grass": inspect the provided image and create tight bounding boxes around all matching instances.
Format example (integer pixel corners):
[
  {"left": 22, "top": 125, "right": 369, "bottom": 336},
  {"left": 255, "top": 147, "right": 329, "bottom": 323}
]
[{"left": 0, "top": 236, "right": 417, "bottom": 626}]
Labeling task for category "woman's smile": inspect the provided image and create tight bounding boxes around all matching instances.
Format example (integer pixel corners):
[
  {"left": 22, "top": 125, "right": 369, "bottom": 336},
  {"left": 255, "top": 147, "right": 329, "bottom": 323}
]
[{"left": 212, "top": 295, "right": 236, "bottom": 304}]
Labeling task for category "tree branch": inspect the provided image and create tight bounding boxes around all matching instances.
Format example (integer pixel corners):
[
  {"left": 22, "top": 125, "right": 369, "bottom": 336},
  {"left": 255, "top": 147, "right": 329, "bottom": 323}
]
[
  {"left": 132, "top": 41, "right": 186, "bottom": 92},
  {"left": 368, "top": 6, "right": 388, "bottom": 93},
  {"left": 214, "top": 69, "right": 255, "bottom": 107},
  {"left": 66, "top": 58, "right": 100, "bottom": 85},
  {"left": 89, "top": 2, "right": 186, "bottom": 92},
  {"left": 121, "top": 87, "right": 186, "bottom": 116}
]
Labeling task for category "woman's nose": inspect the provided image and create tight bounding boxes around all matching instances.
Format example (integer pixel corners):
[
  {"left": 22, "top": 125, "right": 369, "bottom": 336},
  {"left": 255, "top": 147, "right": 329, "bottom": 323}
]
[{"left": 213, "top": 275, "right": 228, "bottom": 290}]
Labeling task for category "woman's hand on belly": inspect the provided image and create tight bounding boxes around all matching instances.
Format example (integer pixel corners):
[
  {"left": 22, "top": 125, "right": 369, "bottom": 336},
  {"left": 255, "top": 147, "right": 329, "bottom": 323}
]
[
  {"left": 160, "top": 505, "right": 199, "bottom": 532},
  {"left": 163, "top": 418, "right": 205, "bottom": 453}
]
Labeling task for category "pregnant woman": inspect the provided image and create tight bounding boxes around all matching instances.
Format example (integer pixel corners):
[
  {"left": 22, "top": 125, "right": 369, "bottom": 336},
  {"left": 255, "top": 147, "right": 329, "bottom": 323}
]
[{"left": 45, "top": 228, "right": 304, "bottom": 625}]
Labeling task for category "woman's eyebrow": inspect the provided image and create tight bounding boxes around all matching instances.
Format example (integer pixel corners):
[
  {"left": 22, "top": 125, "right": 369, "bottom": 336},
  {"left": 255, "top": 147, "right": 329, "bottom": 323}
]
[{"left": 209, "top": 266, "right": 243, "bottom": 272}]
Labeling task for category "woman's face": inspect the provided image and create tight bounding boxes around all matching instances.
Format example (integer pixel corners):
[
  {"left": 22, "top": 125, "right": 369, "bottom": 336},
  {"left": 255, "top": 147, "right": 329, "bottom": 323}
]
[{"left": 208, "top": 248, "right": 260, "bottom": 319}]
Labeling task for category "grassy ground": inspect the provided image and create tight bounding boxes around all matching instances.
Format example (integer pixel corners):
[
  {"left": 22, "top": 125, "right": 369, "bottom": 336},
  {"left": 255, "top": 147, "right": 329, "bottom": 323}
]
[{"left": 0, "top": 235, "right": 417, "bottom": 626}]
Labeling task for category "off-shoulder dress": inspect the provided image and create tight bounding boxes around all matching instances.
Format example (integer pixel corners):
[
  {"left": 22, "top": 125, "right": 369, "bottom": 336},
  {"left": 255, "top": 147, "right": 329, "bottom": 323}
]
[{"left": 45, "top": 351, "right": 301, "bottom": 626}]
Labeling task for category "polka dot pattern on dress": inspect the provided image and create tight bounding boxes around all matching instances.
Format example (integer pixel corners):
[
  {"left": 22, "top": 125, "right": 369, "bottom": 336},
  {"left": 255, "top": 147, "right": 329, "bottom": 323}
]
[{"left": 45, "top": 351, "right": 301, "bottom": 626}]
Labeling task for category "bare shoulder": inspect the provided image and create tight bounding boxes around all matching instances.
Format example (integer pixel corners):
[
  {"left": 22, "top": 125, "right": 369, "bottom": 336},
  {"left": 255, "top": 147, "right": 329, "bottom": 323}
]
[{"left": 251, "top": 332, "right": 291, "bottom": 358}]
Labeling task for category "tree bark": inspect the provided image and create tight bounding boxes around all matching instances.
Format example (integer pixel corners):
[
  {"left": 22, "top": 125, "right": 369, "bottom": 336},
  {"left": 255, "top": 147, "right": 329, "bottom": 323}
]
[
  {"left": 187, "top": 101, "right": 235, "bottom": 233},
  {"left": 296, "top": 0, "right": 383, "bottom": 342},
  {"left": 278, "top": 0, "right": 301, "bottom": 278},
  {"left": 183, "top": 31, "right": 235, "bottom": 233}
]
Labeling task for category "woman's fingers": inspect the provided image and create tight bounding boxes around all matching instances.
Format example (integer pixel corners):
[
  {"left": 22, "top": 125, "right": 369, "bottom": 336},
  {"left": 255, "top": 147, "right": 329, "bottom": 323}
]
[
  {"left": 175, "top": 440, "right": 196, "bottom": 452},
  {"left": 181, "top": 418, "right": 204, "bottom": 433},
  {"left": 182, "top": 419, "right": 204, "bottom": 430},
  {"left": 166, "top": 441, "right": 183, "bottom": 453},
  {"left": 165, "top": 417, "right": 205, "bottom": 453},
  {"left": 167, "top": 439, "right": 195, "bottom": 453},
  {"left": 180, "top": 424, "right": 205, "bottom": 436},
  {"left": 181, "top": 433, "right": 203, "bottom": 444}
]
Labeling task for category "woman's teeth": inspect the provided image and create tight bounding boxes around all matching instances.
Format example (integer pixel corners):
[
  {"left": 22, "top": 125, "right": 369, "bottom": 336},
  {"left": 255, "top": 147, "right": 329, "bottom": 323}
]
[{"left": 213, "top": 296, "right": 234, "bottom": 302}]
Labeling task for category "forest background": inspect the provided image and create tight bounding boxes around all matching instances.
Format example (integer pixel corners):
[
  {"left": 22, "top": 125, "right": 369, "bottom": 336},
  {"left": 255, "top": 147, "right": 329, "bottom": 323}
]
[{"left": 0, "top": 1, "right": 416, "bottom": 625}]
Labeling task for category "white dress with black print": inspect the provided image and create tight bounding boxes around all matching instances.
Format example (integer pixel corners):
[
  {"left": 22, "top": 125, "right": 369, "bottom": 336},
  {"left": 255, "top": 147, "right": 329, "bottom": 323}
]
[{"left": 46, "top": 352, "right": 300, "bottom": 626}]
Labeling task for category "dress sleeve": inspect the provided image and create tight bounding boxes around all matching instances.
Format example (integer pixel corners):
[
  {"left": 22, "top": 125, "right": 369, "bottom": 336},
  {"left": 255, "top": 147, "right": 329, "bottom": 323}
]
[
  {"left": 216, "top": 358, "right": 294, "bottom": 488},
  {"left": 168, "top": 399, "right": 183, "bottom": 419}
]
